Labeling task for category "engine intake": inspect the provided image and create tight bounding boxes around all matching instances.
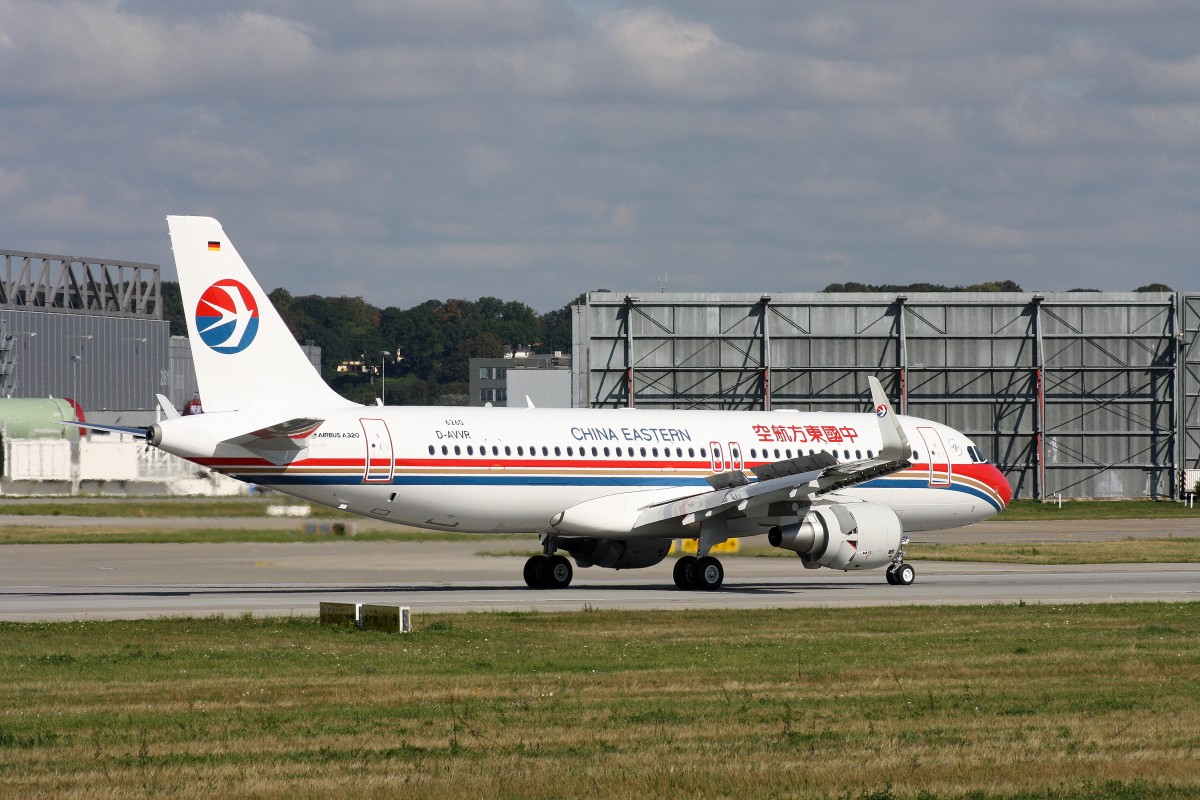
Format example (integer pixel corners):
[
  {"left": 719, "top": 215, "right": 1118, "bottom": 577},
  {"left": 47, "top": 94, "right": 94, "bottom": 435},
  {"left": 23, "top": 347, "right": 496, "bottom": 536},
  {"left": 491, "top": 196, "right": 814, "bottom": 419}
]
[{"left": 768, "top": 503, "right": 902, "bottom": 571}]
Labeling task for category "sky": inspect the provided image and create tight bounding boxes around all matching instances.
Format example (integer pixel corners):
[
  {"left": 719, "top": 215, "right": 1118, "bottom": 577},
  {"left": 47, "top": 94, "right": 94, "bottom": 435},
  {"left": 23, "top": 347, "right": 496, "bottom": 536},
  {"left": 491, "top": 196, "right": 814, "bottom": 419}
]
[{"left": 1, "top": 1, "right": 1198, "bottom": 311}]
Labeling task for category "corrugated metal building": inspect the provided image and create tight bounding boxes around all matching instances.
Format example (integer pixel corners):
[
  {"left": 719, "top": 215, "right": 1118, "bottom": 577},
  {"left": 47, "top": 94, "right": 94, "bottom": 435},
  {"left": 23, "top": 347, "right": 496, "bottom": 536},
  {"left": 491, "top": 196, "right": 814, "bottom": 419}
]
[
  {"left": 573, "top": 291, "right": 1197, "bottom": 500},
  {"left": 2, "top": 249, "right": 169, "bottom": 426}
]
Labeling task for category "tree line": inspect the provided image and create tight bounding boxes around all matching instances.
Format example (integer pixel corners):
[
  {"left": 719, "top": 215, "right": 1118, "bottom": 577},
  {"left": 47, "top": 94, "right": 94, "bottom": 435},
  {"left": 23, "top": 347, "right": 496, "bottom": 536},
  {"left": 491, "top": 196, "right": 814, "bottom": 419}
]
[{"left": 162, "top": 282, "right": 577, "bottom": 405}]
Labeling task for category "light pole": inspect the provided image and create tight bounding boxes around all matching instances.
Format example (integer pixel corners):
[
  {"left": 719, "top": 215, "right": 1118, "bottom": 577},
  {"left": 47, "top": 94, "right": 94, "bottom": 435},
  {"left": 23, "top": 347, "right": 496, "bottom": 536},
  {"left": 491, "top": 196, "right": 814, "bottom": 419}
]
[
  {"left": 72, "top": 335, "right": 93, "bottom": 406},
  {"left": 380, "top": 351, "right": 391, "bottom": 405}
]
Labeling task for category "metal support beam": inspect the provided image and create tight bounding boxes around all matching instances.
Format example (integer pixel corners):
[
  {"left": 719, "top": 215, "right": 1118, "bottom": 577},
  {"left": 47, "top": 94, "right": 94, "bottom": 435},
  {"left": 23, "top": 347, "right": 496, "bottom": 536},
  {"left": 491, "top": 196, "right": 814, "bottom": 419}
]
[
  {"left": 759, "top": 295, "right": 771, "bottom": 411},
  {"left": 623, "top": 295, "right": 636, "bottom": 408},
  {"left": 1032, "top": 294, "right": 1046, "bottom": 500}
]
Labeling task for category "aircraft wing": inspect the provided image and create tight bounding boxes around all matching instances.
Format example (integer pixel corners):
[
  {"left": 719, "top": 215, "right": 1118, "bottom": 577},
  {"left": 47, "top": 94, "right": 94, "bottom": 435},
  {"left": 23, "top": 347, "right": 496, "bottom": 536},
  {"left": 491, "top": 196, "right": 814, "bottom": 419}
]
[{"left": 632, "top": 377, "right": 910, "bottom": 531}]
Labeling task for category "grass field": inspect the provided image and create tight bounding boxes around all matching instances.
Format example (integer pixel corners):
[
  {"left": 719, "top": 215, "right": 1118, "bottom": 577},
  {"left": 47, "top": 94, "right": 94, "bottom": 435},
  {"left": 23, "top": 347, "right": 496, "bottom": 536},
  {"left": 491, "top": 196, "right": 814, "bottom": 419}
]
[
  {"left": 0, "top": 525, "right": 523, "bottom": 546},
  {"left": 0, "top": 604, "right": 1197, "bottom": 800}
]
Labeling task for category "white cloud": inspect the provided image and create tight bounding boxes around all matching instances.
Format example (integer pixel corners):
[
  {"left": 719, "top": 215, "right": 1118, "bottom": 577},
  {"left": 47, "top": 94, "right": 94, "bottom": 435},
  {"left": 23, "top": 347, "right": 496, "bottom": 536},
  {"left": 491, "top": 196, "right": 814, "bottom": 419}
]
[{"left": 0, "top": 0, "right": 1197, "bottom": 307}]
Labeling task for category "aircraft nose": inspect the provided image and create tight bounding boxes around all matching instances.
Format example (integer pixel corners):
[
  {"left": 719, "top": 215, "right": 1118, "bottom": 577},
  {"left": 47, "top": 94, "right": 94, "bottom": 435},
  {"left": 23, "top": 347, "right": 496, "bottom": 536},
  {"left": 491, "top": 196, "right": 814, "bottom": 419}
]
[{"left": 987, "top": 464, "right": 1012, "bottom": 511}]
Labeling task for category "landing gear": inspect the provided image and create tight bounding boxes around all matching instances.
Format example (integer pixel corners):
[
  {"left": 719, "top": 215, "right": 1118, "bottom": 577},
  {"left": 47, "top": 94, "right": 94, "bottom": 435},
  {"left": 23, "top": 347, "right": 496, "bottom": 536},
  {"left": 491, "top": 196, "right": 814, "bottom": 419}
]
[
  {"left": 885, "top": 562, "right": 915, "bottom": 586},
  {"left": 523, "top": 536, "right": 574, "bottom": 589},
  {"left": 694, "top": 556, "right": 724, "bottom": 590},
  {"left": 672, "top": 554, "right": 724, "bottom": 590},
  {"left": 673, "top": 556, "right": 696, "bottom": 589},
  {"left": 885, "top": 535, "right": 915, "bottom": 585}
]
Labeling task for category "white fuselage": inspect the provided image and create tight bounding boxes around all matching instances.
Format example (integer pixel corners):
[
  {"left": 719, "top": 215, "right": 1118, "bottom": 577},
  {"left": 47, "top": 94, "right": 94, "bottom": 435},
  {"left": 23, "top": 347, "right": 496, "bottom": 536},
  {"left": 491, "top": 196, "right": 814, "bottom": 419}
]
[{"left": 158, "top": 404, "right": 1011, "bottom": 537}]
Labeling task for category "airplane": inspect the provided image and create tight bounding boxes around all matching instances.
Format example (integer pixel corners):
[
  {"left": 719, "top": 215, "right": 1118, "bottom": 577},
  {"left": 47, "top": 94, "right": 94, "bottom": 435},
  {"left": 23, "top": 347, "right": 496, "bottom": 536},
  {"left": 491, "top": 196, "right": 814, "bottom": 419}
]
[{"left": 90, "top": 216, "right": 1012, "bottom": 591}]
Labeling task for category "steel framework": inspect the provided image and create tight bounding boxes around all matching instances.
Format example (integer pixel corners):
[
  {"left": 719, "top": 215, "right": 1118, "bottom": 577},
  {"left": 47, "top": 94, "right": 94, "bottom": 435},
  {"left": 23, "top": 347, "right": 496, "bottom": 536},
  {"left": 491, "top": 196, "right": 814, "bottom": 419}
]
[
  {"left": 1, "top": 249, "right": 160, "bottom": 318},
  {"left": 573, "top": 291, "right": 1183, "bottom": 500}
]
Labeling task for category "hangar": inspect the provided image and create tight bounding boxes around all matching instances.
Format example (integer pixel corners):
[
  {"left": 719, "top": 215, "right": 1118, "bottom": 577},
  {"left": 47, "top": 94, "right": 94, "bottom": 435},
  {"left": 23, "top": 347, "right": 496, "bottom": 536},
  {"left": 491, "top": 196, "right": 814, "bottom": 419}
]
[{"left": 571, "top": 290, "right": 1200, "bottom": 500}]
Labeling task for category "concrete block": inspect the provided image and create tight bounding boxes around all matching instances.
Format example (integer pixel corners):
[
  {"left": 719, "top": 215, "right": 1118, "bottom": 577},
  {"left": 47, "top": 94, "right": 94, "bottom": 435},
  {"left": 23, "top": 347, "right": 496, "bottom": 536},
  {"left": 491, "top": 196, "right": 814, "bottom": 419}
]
[{"left": 360, "top": 604, "right": 412, "bottom": 634}]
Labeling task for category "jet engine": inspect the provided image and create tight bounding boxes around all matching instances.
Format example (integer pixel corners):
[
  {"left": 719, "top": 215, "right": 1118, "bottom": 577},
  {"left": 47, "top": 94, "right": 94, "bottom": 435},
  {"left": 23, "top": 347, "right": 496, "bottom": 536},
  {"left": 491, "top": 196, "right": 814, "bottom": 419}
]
[
  {"left": 768, "top": 503, "right": 902, "bottom": 571},
  {"left": 558, "top": 537, "right": 673, "bottom": 570}
]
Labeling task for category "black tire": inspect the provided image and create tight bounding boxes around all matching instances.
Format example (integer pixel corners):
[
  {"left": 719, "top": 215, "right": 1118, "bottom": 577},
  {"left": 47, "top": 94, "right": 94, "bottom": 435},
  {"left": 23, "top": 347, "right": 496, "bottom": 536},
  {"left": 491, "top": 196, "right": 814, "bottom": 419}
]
[
  {"left": 896, "top": 562, "right": 916, "bottom": 586},
  {"left": 885, "top": 565, "right": 899, "bottom": 585},
  {"left": 673, "top": 556, "right": 697, "bottom": 589},
  {"left": 545, "top": 555, "right": 573, "bottom": 589},
  {"left": 694, "top": 556, "right": 724, "bottom": 590},
  {"left": 523, "top": 555, "right": 547, "bottom": 589}
]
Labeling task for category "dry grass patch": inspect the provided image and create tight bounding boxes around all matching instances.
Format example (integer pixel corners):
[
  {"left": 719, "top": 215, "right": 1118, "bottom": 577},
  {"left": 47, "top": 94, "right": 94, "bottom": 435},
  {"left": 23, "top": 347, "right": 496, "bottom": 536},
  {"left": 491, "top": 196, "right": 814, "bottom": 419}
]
[{"left": 0, "top": 605, "right": 1197, "bottom": 799}]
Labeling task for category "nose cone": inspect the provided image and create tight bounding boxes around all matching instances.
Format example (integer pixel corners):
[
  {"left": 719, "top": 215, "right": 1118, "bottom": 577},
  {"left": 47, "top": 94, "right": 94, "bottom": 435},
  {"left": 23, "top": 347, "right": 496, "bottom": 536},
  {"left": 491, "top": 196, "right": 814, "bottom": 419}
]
[{"left": 985, "top": 463, "right": 1012, "bottom": 512}]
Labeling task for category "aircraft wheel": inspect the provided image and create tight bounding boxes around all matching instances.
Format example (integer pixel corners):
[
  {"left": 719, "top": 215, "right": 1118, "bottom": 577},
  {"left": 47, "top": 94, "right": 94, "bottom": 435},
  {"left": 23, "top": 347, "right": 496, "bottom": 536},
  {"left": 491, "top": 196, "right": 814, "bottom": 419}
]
[
  {"left": 672, "top": 556, "right": 697, "bottom": 590},
  {"left": 523, "top": 555, "right": 548, "bottom": 589},
  {"left": 545, "top": 555, "right": 573, "bottom": 589},
  {"left": 694, "top": 556, "right": 724, "bottom": 591},
  {"left": 885, "top": 565, "right": 899, "bottom": 585},
  {"left": 895, "top": 562, "right": 916, "bottom": 586}
]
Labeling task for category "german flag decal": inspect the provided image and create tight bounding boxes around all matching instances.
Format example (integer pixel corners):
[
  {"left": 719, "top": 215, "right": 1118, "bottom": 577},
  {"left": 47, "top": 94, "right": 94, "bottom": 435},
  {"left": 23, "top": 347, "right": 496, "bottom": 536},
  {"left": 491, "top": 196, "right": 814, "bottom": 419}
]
[{"left": 208, "top": 241, "right": 221, "bottom": 251}]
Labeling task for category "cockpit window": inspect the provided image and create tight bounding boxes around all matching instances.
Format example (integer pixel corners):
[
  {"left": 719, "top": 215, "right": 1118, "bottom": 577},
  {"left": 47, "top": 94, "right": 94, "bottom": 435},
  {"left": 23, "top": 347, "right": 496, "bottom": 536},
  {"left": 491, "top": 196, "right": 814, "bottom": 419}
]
[{"left": 968, "top": 446, "right": 990, "bottom": 464}]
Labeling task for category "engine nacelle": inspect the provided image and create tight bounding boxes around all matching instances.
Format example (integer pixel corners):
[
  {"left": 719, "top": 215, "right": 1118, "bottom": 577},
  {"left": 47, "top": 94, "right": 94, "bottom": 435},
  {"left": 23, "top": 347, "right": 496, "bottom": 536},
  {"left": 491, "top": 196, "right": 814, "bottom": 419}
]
[
  {"left": 558, "top": 537, "right": 672, "bottom": 570},
  {"left": 768, "top": 503, "right": 903, "bottom": 571}
]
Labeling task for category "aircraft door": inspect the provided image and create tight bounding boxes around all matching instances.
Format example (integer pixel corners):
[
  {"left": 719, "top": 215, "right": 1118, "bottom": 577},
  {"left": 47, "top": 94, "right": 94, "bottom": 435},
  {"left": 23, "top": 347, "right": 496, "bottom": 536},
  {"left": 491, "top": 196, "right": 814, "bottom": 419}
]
[
  {"left": 709, "top": 442, "right": 726, "bottom": 472},
  {"left": 360, "top": 418, "right": 395, "bottom": 483},
  {"left": 917, "top": 426, "right": 951, "bottom": 487}
]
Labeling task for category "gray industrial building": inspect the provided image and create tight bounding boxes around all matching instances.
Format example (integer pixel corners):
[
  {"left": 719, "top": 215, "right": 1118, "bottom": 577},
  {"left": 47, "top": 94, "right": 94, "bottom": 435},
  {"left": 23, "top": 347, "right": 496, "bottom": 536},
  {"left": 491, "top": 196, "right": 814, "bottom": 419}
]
[
  {"left": 573, "top": 291, "right": 1199, "bottom": 501},
  {"left": 2, "top": 248, "right": 170, "bottom": 426},
  {"left": 2, "top": 247, "right": 324, "bottom": 426},
  {"left": 469, "top": 353, "right": 572, "bottom": 408}
]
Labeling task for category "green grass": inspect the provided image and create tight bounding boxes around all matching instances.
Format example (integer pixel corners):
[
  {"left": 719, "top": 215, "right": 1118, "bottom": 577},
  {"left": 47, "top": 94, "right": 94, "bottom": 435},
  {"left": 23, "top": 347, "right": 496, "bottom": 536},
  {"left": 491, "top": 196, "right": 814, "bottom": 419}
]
[
  {"left": 907, "top": 537, "right": 1200, "bottom": 564},
  {"left": 995, "top": 499, "right": 1200, "bottom": 520},
  {"left": 0, "top": 497, "right": 347, "bottom": 518},
  {"left": 0, "top": 604, "right": 1197, "bottom": 799},
  {"left": 0, "top": 526, "right": 528, "bottom": 545}
]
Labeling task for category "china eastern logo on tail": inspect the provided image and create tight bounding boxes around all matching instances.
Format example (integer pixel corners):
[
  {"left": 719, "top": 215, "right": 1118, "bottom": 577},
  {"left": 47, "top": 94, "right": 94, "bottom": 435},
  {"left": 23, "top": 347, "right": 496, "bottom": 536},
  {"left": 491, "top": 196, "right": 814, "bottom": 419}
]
[{"left": 195, "top": 279, "right": 259, "bottom": 353}]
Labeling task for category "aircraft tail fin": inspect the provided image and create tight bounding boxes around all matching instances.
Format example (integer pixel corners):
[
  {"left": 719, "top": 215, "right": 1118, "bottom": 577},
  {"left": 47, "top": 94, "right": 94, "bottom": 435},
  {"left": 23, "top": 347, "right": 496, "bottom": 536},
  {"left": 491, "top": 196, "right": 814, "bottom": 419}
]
[{"left": 166, "top": 216, "right": 353, "bottom": 413}]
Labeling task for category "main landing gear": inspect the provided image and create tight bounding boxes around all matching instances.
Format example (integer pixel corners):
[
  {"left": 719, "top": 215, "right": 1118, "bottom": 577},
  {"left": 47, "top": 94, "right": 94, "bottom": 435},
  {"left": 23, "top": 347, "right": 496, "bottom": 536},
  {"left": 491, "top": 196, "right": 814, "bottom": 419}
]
[
  {"left": 523, "top": 536, "right": 573, "bottom": 589},
  {"left": 672, "top": 555, "right": 724, "bottom": 590}
]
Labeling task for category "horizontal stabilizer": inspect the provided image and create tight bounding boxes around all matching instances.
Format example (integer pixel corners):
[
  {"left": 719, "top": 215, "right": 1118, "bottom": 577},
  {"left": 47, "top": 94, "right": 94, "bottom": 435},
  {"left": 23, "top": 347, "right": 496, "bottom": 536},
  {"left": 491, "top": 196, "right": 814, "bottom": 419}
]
[
  {"left": 61, "top": 421, "right": 150, "bottom": 438},
  {"left": 225, "top": 417, "right": 325, "bottom": 452}
]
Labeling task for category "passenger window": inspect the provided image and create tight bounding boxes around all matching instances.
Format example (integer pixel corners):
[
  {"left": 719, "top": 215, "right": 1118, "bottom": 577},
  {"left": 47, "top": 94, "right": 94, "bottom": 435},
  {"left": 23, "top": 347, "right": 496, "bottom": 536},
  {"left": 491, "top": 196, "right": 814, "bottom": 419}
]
[
  {"left": 689, "top": 448, "right": 695, "bottom": 458},
  {"left": 640, "top": 447, "right": 647, "bottom": 457},
  {"left": 454, "top": 445, "right": 461, "bottom": 455},
  {"left": 441, "top": 445, "right": 448, "bottom": 455},
  {"left": 652, "top": 448, "right": 659, "bottom": 457},
  {"left": 554, "top": 446, "right": 561, "bottom": 456},
  {"left": 467, "top": 446, "right": 473, "bottom": 455},
  {"left": 603, "top": 447, "right": 610, "bottom": 456},
  {"left": 428, "top": 445, "right": 434, "bottom": 455},
  {"left": 505, "top": 446, "right": 512, "bottom": 456}
]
